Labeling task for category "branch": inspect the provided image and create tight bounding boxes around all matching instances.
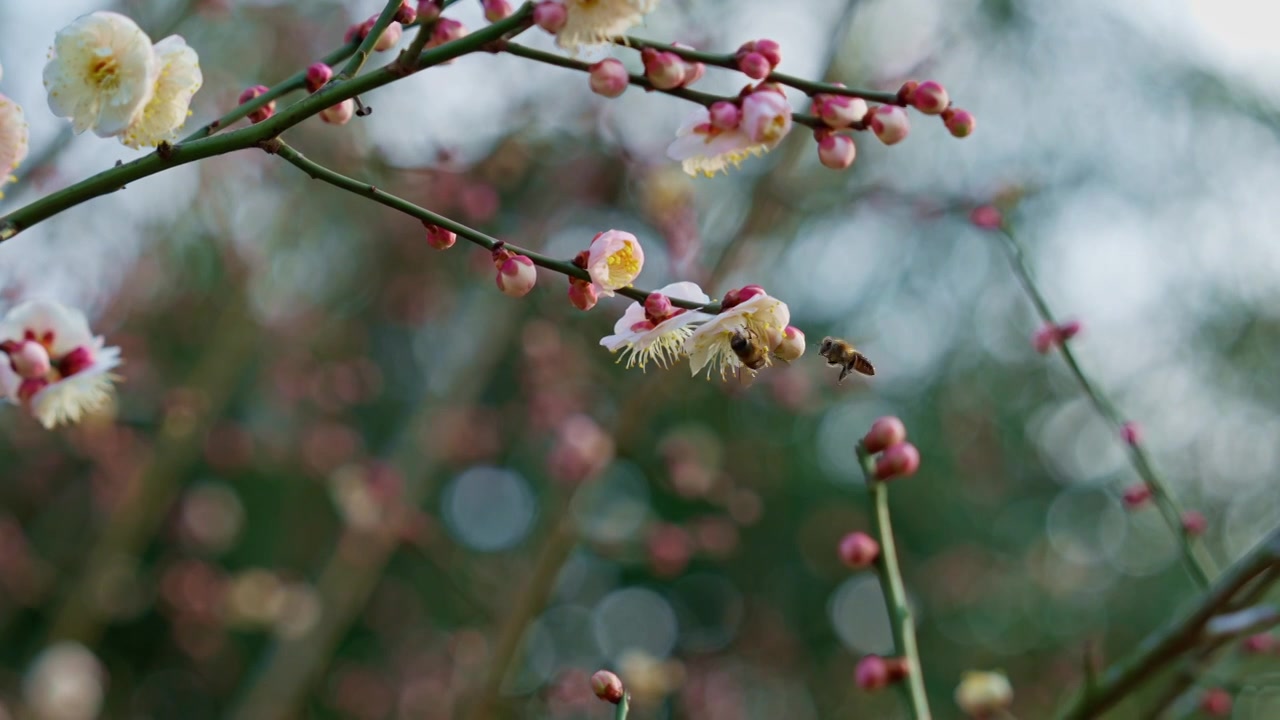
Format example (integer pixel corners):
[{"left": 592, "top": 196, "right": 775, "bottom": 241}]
[
  {"left": 0, "top": 5, "right": 535, "bottom": 243},
  {"left": 995, "top": 225, "right": 1215, "bottom": 588},
  {"left": 269, "top": 141, "right": 724, "bottom": 312},
  {"left": 1055, "top": 526, "right": 1280, "bottom": 720},
  {"left": 856, "top": 443, "right": 932, "bottom": 720},
  {"left": 620, "top": 36, "right": 904, "bottom": 105},
  {"left": 501, "top": 43, "right": 825, "bottom": 129},
  {"left": 338, "top": 0, "right": 403, "bottom": 81}
]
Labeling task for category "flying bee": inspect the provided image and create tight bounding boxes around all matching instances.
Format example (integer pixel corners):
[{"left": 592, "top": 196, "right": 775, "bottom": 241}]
[
  {"left": 730, "top": 328, "right": 771, "bottom": 372},
  {"left": 818, "top": 336, "right": 875, "bottom": 383}
]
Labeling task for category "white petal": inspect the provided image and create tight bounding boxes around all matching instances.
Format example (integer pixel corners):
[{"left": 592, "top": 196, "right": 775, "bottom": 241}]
[
  {"left": 0, "top": 299, "right": 95, "bottom": 355},
  {"left": 121, "top": 34, "right": 202, "bottom": 149}
]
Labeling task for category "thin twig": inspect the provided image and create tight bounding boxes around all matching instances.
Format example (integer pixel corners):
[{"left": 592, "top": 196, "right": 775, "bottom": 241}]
[
  {"left": 270, "top": 141, "right": 724, "bottom": 312},
  {"left": 994, "top": 225, "right": 1214, "bottom": 588},
  {"left": 856, "top": 443, "right": 932, "bottom": 720}
]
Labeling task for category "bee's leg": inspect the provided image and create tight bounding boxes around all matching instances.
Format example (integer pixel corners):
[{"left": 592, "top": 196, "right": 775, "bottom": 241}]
[{"left": 838, "top": 364, "right": 852, "bottom": 383}]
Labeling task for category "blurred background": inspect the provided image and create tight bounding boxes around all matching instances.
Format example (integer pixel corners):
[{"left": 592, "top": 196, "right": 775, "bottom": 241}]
[{"left": 2, "top": 0, "right": 1280, "bottom": 717}]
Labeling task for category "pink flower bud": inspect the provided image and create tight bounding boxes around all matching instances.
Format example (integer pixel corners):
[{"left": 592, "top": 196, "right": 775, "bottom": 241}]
[
  {"left": 642, "top": 48, "right": 686, "bottom": 90},
  {"left": 373, "top": 21, "right": 403, "bottom": 51},
  {"left": 754, "top": 39, "right": 782, "bottom": 67},
  {"left": 533, "top": 1, "right": 568, "bottom": 33},
  {"left": 17, "top": 377, "right": 48, "bottom": 403},
  {"left": 773, "top": 326, "right": 806, "bottom": 362},
  {"left": 969, "top": 205, "right": 1002, "bottom": 230},
  {"left": 681, "top": 61, "right": 705, "bottom": 86},
  {"left": 320, "top": 99, "right": 356, "bottom": 125},
  {"left": 1242, "top": 633, "right": 1274, "bottom": 654},
  {"left": 816, "top": 131, "right": 856, "bottom": 169},
  {"left": 588, "top": 59, "right": 629, "bottom": 98},
  {"left": 482, "top": 0, "right": 512, "bottom": 22},
  {"left": 1121, "top": 421, "right": 1141, "bottom": 446},
  {"left": 644, "top": 293, "right": 677, "bottom": 323},
  {"left": 897, "top": 80, "right": 918, "bottom": 105},
  {"left": 568, "top": 278, "right": 599, "bottom": 311},
  {"left": 495, "top": 253, "right": 537, "bottom": 297},
  {"left": 943, "top": 107, "right": 976, "bottom": 138},
  {"left": 239, "top": 85, "right": 275, "bottom": 124},
  {"left": 839, "top": 531, "right": 880, "bottom": 569},
  {"left": 60, "top": 346, "right": 96, "bottom": 376},
  {"left": 1122, "top": 484, "right": 1151, "bottom": 509},
  {"left": 855, "top": 655, "right": 890, "bottom": 691},
  {"left": 720, "top": 284, "right": 767, "bottom": 310},
  {"left": 10, "top": 340, "right": 51, "bottom": 379},
  {"left": 863, "top": 416, "right": 907, "bottom": 454},
  {"left": 741, "top": 89, "right": 792, "bottom": 145},
  {"left": 590, "top": 670, "right": 625, "bottom": 704},
  {"left": 813, "top": 91, "right": 868, "bottom": 128},
  {"left": 868, "top": 105, "right": 909, "bottom": 145},
  {"left": 305, "top": 63, "right": 333, "bottom": 93},
  {"left": 416, "top": 1, "right": 441, "bottom": 22},
  {"left": 394, "top": 2, "right": 417, "bottom": 24},
  {"left": 1199, "top": 688, "right": 1232, "bottom": 717},
  {"left": 709, "top": 101, "right": 742, "bottom": 129},
  {"left": 875, "top": 442, "right": 920, "bottom": 481},
  {"left": 429, "top": 18, "right": 467, "bottom": 48},
  {"left": 345, "top": 24, "right": 362, "bottom": 43},
  {"left": 423, "top": 222, "right": 456, "bottom": 250},
  {"left": 1182, "top": 510, "right": 1207, "bottom": 536},
  {"left": 912, "top": 80, "right": 949, "bottom": 115},
  {"left": 884, "top": 658, "right": 910, "bottom": 682},
  {"left": 737, "top": 51, "right": 771, "bottom": 80},
  {"left": 1058, "top": 320, "right": 1082, "bottom": 342}
]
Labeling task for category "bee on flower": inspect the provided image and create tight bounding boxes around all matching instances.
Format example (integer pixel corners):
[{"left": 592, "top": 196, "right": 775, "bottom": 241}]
[
  {"left": 667, "top": 84, "right": 794, "bottom": 177},
  {"left": 600, "top": 282, "right": 713, "bottom": 370},
  {"left": 0, "top": 300, "right": 122, "bottom": 429},
  {"left": 684, "top": 285, "right": 790, "bottom": 379}
]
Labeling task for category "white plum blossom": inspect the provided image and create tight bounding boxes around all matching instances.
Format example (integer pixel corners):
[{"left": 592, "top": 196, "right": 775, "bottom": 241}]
[
  {"left": 740, "top": 87, "right": 793, "bottom": 145},
  {"left": 666, "top": 106, "right": 762, "bottom": 177},
  {"left": 43, "top": 11, "right": 159, "bottom": 137},
  {"left": 586, "top": 229, "right": 645, "bottom": 296},
  {"left": 121, "top": 35, "right": 203, "bottom": 149},
  {"left": 0, "top": 90, "right": 29, "bottom": 198},
  {"left": 600, "top": 282, "right": 712, "bottom": 370},
  {"left": 0, "top": 300, "right": 122, "bottom": 429},
  {"left": 553, "top": 0, "right": 660, "bottom": 53},
  {"left": 685, "top": 290, "right": 790, "bottom": 379}
]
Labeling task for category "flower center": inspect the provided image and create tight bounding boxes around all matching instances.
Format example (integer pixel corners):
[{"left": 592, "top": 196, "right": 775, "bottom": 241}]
[
  {"left": 606, "top": 243, "right": 640, "bottom": 280},
  {"left": 761, "top": 115, "right": 787, "bottom": 143},
  {"left": 88, "top": 48, "right": 121, "bottom": 90}
]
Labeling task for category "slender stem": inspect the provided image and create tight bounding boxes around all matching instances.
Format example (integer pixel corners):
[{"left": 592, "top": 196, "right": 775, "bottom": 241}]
[
  {"left": 1055, "top": 526, "right": 1280, "bottom": 720},
  {"left": 0, "top": 6, "right": 534, "bottom": 243},
  {"left": 857, "top": 443, "right": 932, "bottom": 720},
  {"left": 621, "top": 36, "right": 904, "bottom": 105},
  {"left": 614, "top": 694, "right": 631, "bottom": 720},
  {"left": 339, "top": 0, "right": 403, "bottom": 81},
  {"left": 269, "top": 141, "right": 723, "bottom": 312},
  {"left": 502, "top": 43, "right": 824, "bottom": 129},
  {"left": 994, "top": 226, "right": 1213, "bottom": 588}
]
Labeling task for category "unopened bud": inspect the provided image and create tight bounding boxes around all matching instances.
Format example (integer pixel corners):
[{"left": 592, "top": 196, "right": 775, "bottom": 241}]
[
  {"left": 10, "top": 340, "right": 51, "bottom": 379},
  {"left": 838, "top": 531, "right": 880, "bottom": 569},
  {"left": 495, "top": 253, "right": 537, "bottom": 297},
  {"left": 737, "top": 52, "right": 771, "bottom": 80},
  {"left": 372, "top": 20, "right": 403, "bottom": 51},
  {"left": 1242, "top": 633, "right": 1274, "bottom": 654},
  {"left": 533, "top": 1, "right": 568, "bottom": 33},
  {"left": 969, "top": 205, "right": 1002, "bottom": 230},
  {"left": 816, "top": 131, "right": 856, "bottom": 169},
  {"left": 642, "top": 48, "right": 686, "bottom": 90},
  {"left": 1121, "top": 421, "right": 1141, "bottom": 446},
  {"left": 305, "top": 63, "right": 333, "bottom": 93},
  {"left": 423, "top": 222, "right": 456, "bottom": 250},
  {"left": 720, "top": 284, "right": 766, "bottom": 310},
  {"left": 320, "top": 99, "right": 356, "bottom": 125},
  {"left": 394, "top": 2, "right": 417, "bottom": 24},
  {"left": 813, "top": 90, "right": 868, "bottom": 128},
  {"left": 912, "top": 80, "right": 949, "bottom": 115},
  {"left": 1199, "top": 688, "right": 1232, "bottom": 717},
  {"left": 754, "top": 39, "right": 782, "bottom": 67},
  {"left": 482, "top": 0, "right": 512, "bottom": 22},
  {"left": 709, "top": 101, "right": 742, "bottom": 129},
  {"left": 569, "top": 278, "right": 599, "bottom": 311},
  {"left": 590, "top": 670, "right": 625, "bottom": 704},
  {"left": 644, "top": 293, "right": 677, "bottom": 322},
  {"left": 855, "top": 655, "right": 890, "bottom": 691},
  {"left": 863, "top": 416, "right": 907, "bottom": 454},
  {"left": 874, "top": 442, "right": 920, "bottom": 480},
  {"left": 773, "top": 326, "right": 806, "bottom": 362},
  {"left": 868, "top": 105, "right": 909, "bottom": 145},
  {"left": 429, "top": 18, "right": 467, "bottom": 48},
  {"left": 239, "top": 85, "right": 275, "bottom": 123},
  {"left": 897, "top": 80, "right": 919, "bottom": 105},
  {"left": 416, "top": 1, "right": 442, "bottom": 22},
  {"left": 588, "top": 59, "right": 629, "bottom": 98},
  {"left": 681, "top": 61, "right": 705, "bottom": 86},
  {"left": 942, "top": 107, "right": 976, "bottom": 138},
  {"left": 1182, "top": 510, "right": 1207, "bottom": 536},
  {"left": 1121, "top": 484, "right": 1151, "bottom": 509}
]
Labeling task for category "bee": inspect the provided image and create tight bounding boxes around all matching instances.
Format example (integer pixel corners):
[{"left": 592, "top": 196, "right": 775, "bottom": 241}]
[
  {"left": 818, "top": 336, "right": 875, "bottom": 383},
  {"left": 730, "top": 328, "right": 771, "bottom": 372}
]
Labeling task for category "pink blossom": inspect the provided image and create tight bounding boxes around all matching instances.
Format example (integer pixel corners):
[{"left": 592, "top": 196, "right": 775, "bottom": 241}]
[
  {"left": 868, "top": 105, "right": 909, "bottom": 145},
  {"left": 816, "top": 131, "right": 856, "bottom": 169},
  {"left": 586, "top": 229, "right": 644, "bottom": 296},
  {"left": 588, "top": 59, "right": 628, "bottom": 98},
  {"left": 912, "top": 81, "right": 949, "bottom": 114},
  {"left": 839, "top": 531, "right": 880, "bottom": 568},
  {"left": 494, "top": 251, "right": 537, "bottom": 297},
  {"left": 740, "top": 88, "right": 792, "bottom": 145}
]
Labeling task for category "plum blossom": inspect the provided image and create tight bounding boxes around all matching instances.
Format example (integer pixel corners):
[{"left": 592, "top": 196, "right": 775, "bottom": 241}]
[
  {"left": 121, "top": 35, "right": 203, "bottom": 149},
  {"left": 667, "top": 88, "right": 791, "bottom": 177},
  {"left": 0, "top": 89, "right": 29, "bottom": 198},
  {"left": 43, "top": 11, "right": 159, "bottom": 137},
  {"left": 685, "top": 288, "right": 790, "bottom": 379},
  {"left": 0, "top": 300, "right": 122, "bottom": 429},
  {"left": 600, "top": 282, "right": 712, "bottom": 370},
  {"left": 551, "top": 0, "right": 660, "bottom": 53},
  {"left": 585, "top": 229, "right": 644, "bottom": 296}
]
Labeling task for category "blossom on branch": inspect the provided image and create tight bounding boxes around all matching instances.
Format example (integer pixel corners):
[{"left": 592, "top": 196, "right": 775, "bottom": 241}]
[
  {"left": 0, "top": 90, "right": 28, "bottom": 199},
  {"left": 0, "top": 300, "right": 122, "bottom": 429},
  {"left": 667, "top": 86, "right": 792, "bottom": 177},
  {"left": 43, "top": 11, "right": 159, "bottom": 137},
  {"left": 585, "top": 229, "right": 644, "bottom": 296},
  {"left": 685, "top": 287, "right": 790, "bottom": 379},
  {"left": 548, "top": 0, "right": 660, "bottom": 53},
  {"left": 600, "top": 281, "right": 712, "bottom": 370},
  {"left": 121, "top": 36, "right": 203, "bottom": 149}
]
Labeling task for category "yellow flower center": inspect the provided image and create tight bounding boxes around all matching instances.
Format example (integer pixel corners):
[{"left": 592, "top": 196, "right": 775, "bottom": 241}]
[
  {"left": 606, "top": 242, "right": 641, "bottom": 282},
  {"left": 761, "top": 115, "right": 787, "bottom": 143},
  {"left": 88, "top": 49, "right": 120, "bottom": 91}
]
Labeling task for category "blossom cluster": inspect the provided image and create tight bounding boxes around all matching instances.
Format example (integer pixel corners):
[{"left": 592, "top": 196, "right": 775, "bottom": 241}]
[{"left": 43, "top": 11, "right": 203, "bottom": 148}]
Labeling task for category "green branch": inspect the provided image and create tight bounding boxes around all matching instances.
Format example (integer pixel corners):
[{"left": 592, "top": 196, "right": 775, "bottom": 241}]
[
  {"left": 338, "top": 0, "right": 403, "bottom": 81},
  {"left": 995, "top": 225, "right": 1215, "bottom": 589},
  {"left": 270, "top": 140, "right": 722, "bottom": 312},
  {"left": 0, "top": 5, "right": 535, "bottom": 243},
  {"left": 857, "top": 443, "right": 932, "bottom": 720}
]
